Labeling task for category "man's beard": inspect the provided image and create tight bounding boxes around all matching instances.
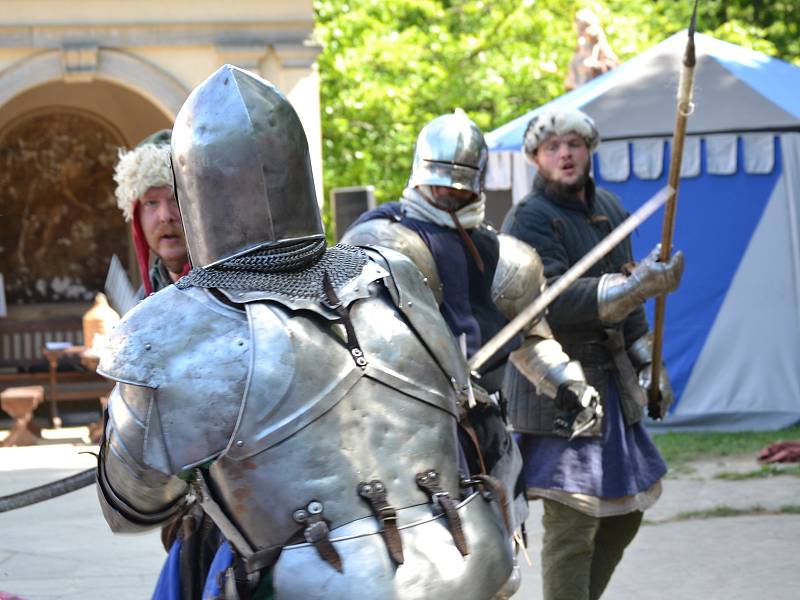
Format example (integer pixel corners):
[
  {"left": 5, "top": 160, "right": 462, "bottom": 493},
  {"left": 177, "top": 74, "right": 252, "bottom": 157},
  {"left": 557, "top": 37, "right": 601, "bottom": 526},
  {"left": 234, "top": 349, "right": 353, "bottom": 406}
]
[{"left": 535, "top": 161, "right": 591, "bottom": 201}]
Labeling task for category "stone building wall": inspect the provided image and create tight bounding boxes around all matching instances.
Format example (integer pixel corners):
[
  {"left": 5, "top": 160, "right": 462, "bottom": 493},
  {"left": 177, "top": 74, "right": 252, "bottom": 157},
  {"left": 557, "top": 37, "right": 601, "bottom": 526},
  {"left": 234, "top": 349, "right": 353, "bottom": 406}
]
[{"left": 0, "top": 0, "right": 321, "bottom": 316}]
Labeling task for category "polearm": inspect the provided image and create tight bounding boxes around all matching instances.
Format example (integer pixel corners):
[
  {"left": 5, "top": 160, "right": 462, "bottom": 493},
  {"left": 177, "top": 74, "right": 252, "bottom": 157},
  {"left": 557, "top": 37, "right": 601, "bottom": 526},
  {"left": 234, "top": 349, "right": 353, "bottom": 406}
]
[
  {"left": 648, "top": 1, "right": 699, "bottom": 416},
  {"left": 469, "top": 185, "right": 674, "bottom": 373}
]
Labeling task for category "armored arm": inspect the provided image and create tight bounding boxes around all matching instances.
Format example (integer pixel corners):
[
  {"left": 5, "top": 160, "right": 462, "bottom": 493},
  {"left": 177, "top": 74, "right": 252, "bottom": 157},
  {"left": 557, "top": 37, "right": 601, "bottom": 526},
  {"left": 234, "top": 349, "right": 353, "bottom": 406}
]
[
  {"left": 97, "top": 383, "right": 188, "bottom": 532},
  {"left": 342, "top": 219, "right": 444, "bottom": 304},
  {"left": 598, "top": 244, "right": 684, "bottom": 323},
  {"left": 493, "top": 234, "right": 600, "bottom": 430},
  {"left": 627, "top": 331, "right": 674, "bottom": 420}
]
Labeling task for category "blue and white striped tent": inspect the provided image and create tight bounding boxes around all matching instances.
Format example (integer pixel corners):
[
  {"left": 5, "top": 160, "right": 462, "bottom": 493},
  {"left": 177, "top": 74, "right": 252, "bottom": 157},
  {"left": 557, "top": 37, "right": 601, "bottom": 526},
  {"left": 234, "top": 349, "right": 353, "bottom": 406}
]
[{"left": 485, "top": 32, "right": 800, "bottom": 431}]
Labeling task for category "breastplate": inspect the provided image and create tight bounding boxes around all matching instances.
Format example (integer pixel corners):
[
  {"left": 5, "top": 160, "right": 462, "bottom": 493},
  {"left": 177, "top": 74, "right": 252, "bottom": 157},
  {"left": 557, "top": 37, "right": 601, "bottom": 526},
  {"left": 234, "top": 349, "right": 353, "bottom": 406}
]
[
  {"left": 210, "top": 283, "right": 463, "bottom": 552},
  {"left": 206, "top": 279, "right": 512, "bottom": 598}
]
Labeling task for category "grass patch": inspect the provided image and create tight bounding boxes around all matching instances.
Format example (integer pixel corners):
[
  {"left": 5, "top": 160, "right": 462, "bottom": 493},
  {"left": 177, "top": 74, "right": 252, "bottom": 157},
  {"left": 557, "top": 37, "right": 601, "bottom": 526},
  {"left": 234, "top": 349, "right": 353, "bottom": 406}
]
[
  {"left": 652, "top": 425, "right": 800, "bottom": 471},
  {"left": 646, "top": 504, "right": 800, "bottom": 524},
  {"left": 714, "top": 464, "right": 800, "bottom": 480},
  {"left": 675, "top": 505, "right": 767, "bottom": 520}
]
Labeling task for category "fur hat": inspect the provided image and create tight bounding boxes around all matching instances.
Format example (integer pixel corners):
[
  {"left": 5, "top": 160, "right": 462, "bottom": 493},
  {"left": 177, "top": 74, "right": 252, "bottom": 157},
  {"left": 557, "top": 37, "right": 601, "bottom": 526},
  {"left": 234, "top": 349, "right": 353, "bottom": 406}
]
[
  {"left": 113, "top": 131, "right": 173, "bottom": 222},
  {"left": 113, "top": 129, "right": 181, "bottom": 296},
  {"left": 523, "top": 108, "right": 600, "bottom": 158}
]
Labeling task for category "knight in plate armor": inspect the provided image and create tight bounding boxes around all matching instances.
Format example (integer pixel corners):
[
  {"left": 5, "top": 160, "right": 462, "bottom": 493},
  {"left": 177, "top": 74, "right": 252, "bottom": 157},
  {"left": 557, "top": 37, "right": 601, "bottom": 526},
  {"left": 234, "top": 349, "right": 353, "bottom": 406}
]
[
  {"left": 342, "top": 110, "right": 601, "bottom": 454},
  {"left": 95, "top": 65, "right": 514, "bottom": 599},
  {"left": 342, "top": 112, "right": 603, "bottom": 597}
]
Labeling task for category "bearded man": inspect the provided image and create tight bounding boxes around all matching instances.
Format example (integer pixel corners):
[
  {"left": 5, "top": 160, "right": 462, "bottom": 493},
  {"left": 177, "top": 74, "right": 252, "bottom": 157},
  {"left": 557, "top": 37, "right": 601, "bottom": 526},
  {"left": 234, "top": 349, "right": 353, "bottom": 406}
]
[{"left": 502, "top": 108, "right": 684, "bottom": 600}]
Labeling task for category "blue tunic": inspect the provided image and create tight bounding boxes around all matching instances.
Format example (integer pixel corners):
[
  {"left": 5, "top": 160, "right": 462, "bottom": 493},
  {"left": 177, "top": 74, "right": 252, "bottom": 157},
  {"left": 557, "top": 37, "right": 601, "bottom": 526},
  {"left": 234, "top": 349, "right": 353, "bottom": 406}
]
[
  {"left": 352, "top": 202, "right": 519, "bottom": 389},
  {"left": 518, "top": 376, "right": 667, "bottom": 498}
]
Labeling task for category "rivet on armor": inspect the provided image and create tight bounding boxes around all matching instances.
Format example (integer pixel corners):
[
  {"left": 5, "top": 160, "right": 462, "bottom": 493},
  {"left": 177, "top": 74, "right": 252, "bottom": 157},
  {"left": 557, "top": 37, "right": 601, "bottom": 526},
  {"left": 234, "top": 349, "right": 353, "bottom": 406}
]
[
  {"left": 293, "top": 509, "right": 308, "bottom": 523},
  {"left": 351, "top": 348, "right": 363, "bottom": 357},
  {"left": 235, "top": 440, "right": 244, "bottom": 447},
  {"left": 237, "top": 339, "right": 245, "bottom": 347},
  {"left": 144, "top": 343, "right": 152, "bottom": 351},
  {"left": 407, "top": 301, "right": 413, "bottom": 308},
  {"left": 307, "top": 500, "right": 323, "bottom": 514}
]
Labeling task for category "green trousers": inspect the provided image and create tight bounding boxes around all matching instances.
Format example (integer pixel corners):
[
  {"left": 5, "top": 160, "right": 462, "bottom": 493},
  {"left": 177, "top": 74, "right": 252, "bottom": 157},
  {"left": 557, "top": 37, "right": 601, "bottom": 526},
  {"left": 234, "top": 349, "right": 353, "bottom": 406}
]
[{"left": 540, "top": 499, "right": 643, "bottom": 600}]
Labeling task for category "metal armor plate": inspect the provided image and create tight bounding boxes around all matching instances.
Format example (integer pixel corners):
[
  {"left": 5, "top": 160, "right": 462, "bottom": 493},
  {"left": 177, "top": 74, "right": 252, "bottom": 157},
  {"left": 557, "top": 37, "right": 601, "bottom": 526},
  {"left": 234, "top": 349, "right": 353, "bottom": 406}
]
[
  {"left": 272, "top": 493, "right": 513, "bottom": 600},
  {"left": 341, "top": 219, "right": 444, "bottom": 304},
  {"left": 98, "top": 285, "right": 250, "bottom": 472},
  {"left": 211, "top": 280, "right": 466, "bottom": 552},
  {"left": 366, "top": 246, "right": 468, "bottom": 392},
  {"left": 492, "top": 233, "right": 546, "bottom": 324}
]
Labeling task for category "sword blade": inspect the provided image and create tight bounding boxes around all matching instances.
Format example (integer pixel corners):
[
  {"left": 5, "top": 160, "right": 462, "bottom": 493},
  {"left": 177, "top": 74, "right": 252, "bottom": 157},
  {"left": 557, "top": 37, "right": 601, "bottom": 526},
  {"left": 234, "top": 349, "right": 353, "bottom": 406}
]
[{"left": 469, "top": 185, "right": 674, "bottom": 373}]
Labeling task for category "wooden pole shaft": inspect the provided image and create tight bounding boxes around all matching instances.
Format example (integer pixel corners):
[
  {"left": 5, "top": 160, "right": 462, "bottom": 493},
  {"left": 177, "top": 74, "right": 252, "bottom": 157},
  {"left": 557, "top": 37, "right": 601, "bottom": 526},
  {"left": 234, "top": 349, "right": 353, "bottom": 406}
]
[{"left": 648, "top": 58, "right": 696, "bottom": 410}]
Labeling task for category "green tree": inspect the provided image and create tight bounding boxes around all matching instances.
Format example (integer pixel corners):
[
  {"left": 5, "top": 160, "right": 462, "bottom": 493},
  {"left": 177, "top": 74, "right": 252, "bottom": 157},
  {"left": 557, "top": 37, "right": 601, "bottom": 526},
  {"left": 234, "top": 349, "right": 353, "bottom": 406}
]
[
  {"left": 315, "top": 0, "right": 577, "bottom": 226},
  {"left": 314, "top": 1, "right": 800, "bottom": 235}
]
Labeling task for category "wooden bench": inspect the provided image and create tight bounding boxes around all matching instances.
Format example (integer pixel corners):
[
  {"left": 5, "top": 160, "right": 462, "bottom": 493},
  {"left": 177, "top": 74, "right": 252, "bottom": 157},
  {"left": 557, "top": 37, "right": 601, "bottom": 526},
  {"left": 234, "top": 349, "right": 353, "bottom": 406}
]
[{"left": 0, "top": 316, "right": 112, "bottom": 428}]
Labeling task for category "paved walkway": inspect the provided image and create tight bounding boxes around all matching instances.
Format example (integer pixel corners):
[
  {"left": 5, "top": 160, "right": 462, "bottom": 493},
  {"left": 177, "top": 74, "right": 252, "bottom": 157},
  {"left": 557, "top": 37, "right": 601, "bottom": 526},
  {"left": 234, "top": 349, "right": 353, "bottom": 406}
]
[
  {"left": 516, "top": 456, "right": 800, "bottom": 600},
  {"left": 1, "top": 430, "right": 799, "bottom": 599}
]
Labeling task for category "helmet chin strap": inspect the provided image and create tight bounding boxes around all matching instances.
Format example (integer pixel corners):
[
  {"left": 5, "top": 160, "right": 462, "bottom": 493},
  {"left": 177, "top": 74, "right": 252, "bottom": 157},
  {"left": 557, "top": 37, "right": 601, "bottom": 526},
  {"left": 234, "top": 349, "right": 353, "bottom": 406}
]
[
  {"left": 418, "top": 187, "right": 485, "bottom": 273},
  {"left": 449, "top": 209, "right": 485, "bottom": 273}
]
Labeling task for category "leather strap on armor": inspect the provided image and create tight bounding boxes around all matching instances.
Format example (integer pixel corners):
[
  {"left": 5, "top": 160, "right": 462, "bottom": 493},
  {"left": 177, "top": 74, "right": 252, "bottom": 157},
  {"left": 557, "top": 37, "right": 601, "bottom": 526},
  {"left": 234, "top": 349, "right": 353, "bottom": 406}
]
[
  {"left": 416, "top": 470, "right": 469, "bottom": 556},
  {"left": 192, "top": 471, "right": 260, "bottom": 567},
  {"left": 464, "top": 474, "right": 511, "bottom": 536},
  {"left": 458, "top": 419, "right": 489, "bottom": 475},
  {"left": 193, "top": 470, "right": 282, "bottom": 576},
  {"left": 449, "top": 210, "right": 485, "bottom": 273},
  {"left": 358, "top": 480, "right": 404, "bottom": 565},
  {"left": 323, "top": 272, "right": 368, "bottom": 369},
  {"left": 293, "top": 501, "right": 343, "bottom": 573}
]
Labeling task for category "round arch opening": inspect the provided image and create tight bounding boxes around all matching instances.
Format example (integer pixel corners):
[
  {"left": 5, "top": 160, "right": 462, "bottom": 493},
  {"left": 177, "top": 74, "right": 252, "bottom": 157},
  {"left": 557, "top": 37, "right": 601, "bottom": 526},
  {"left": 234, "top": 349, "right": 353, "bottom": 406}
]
[{"left": 0, "top": 80, "right": 173, "bottom": 315}]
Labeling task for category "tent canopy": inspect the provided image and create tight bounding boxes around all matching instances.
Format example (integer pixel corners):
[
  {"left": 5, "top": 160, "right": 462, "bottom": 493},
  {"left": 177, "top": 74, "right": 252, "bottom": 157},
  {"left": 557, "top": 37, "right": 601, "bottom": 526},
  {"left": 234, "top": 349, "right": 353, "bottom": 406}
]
[
  {"left": 487, "top": 31, "right": 800, "bottom": 151},
  {"left": 486, "top": 32, "right": 800, "bottom": 431}
]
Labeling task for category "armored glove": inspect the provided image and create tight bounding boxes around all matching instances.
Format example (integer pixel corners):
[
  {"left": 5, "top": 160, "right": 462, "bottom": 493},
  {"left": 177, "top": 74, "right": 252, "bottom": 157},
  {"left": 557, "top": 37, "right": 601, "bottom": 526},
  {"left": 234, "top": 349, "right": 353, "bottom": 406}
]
[
  {"left": 597, "top": 244, "right": 685, "bottom": 323},
  {"left": 553, "top": 381, "right": 602, "bottom": 439},
  {"left": 637, "top": 362, "right": 674, "bottom": 420},
  {"left": 628, "top": 332, "right": 673, "bottom": 420}
]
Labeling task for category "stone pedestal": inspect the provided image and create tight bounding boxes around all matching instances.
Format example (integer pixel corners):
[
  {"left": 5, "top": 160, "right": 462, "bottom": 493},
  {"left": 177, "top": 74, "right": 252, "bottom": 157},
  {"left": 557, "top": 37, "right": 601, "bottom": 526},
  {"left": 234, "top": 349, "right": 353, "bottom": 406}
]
[{"left": 1, "top": 385, "right": 44, "bottom": 447}]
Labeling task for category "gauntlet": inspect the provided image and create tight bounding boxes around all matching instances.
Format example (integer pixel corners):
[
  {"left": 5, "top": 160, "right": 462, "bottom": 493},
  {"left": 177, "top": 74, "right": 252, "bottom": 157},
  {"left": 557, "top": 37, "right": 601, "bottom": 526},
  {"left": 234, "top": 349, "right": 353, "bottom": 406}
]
[{"left": 598, "top": 244, "right": 684, "bottom": 323}]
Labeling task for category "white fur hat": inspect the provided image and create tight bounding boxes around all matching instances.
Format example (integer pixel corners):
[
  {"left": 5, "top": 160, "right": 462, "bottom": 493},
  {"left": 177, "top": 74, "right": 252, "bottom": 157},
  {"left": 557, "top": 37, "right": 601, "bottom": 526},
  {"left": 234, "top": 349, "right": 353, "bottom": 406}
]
[
  {"left": 523, "top": 108, "right": 600, "bottom": 158},
  {"left": 113, "top": 142, "right": 173, "bottom": 222}
]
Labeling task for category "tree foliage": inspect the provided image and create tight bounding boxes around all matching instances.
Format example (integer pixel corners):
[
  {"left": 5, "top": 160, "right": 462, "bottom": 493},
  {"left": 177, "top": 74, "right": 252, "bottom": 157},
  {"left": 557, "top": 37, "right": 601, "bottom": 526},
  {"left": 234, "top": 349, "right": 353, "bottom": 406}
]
[{"left": 314, "top": 1, "right": 800, "bottom": 231}]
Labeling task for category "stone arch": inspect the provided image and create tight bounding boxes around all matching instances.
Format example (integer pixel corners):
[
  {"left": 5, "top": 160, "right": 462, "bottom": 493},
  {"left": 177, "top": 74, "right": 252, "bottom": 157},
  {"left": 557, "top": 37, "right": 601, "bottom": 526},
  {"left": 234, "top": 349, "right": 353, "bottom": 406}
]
[
  {"left": 0, "top": 109, "right": 133, "bottom": 305},
  {"left": 0, "top": 48, "right": 188, "bottom": 120}
]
